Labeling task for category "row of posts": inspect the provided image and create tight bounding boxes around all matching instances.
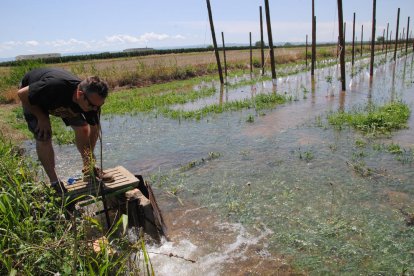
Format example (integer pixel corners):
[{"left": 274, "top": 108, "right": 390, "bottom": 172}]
[{"left": 206, "top": 0, "right": 413, "bottom": 92}]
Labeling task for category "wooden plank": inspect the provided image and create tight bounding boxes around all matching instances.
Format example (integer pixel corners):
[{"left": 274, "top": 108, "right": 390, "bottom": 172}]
[{"left": 64, "top": 166, "right": 139, "bottom": 199}]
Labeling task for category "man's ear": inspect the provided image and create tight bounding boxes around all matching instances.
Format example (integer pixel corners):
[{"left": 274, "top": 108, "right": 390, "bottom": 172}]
[{"left": 74, "top": 89, "right": 82, "bottom": 102}]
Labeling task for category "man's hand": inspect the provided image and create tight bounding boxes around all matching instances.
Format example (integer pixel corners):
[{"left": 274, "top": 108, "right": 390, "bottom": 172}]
[{"left": 36, "top": 116, "right": 52, "bottom": 141}]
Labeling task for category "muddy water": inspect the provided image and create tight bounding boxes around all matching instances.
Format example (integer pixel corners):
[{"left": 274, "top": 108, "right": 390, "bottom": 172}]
[{"left": 26, "top": 54, "right": 414, "bottom": 274}]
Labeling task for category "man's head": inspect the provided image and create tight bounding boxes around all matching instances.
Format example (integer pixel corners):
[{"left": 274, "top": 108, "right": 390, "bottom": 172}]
[{"left": 76, "top": 76, "right": 109, "bottom": 111}]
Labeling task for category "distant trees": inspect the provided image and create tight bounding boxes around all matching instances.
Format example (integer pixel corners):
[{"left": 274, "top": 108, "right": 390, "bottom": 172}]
[
  {"left": 255, "top": 41, "right": 266, "bottom": 47},
  {"left": 376, "top": 36, "right": 385, "bottom": 43}
]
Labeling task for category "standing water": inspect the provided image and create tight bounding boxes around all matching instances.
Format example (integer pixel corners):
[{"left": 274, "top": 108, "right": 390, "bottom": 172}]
[{"left": 27, "top": 54, "right": 414, "bottom": 274}]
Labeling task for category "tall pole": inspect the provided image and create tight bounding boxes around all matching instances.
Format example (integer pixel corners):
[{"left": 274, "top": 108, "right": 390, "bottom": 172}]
[
  {"left": 311, "top": 0, "right": 316, "bottom": 76},
  {"left": 394, "top": 8, "right": 400, "bottom": 61},
  {"left": 306, "top": 34, "right": 308, "bottom": 67},
  {"left": 260, "top": 6, "right": 265, "bottom": 75},
  {"left": 249, "top": 32, "right": 253, "bottom": 74},
  {"left": 206, "top": 0, "right": 223, "bottom": 84},
  {"left": 264, "top": 0, "right": 276, "bottom": 80},
  {"left": 385, "top": 22, "right": 389, "bottom": 57},
  {"left": 352, "top": 12, "right": 356, "bottom": 66},
  {"left": 361, "top": 25, "right": 364, "bottom": 56},
  {"left": 369, "top": 0, "right": 376, "bottom": 77},
  {"left": 344, "top": 22, "right": 346, "bottom": 44},
  {"left": 406, "top": 17, "right": 410, "bottom": 54},
  {"left": 337, "top": 0, "right": 346, "bottom": 91},
  {"left": 221, "top": 32, "right": 228, "bottom": 79}
]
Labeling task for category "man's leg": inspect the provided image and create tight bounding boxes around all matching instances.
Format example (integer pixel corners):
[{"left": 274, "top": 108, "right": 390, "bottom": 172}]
[
  {"left": 72, "top": 124, "right": 114, "bottom": 182},
  {"left": 22, "top": 108, "right": 59, "bottom": 183},
  {"left": 36, "top": 139, "right": 58, "bottom": 183},
  {"left": 72, "top": 124, "right": 98, "bottom": 170}
]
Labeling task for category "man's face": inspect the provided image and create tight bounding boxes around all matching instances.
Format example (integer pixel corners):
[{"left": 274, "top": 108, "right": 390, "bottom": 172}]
[{"left": 79, "top": 91, "right": 105, "bottom": 111}]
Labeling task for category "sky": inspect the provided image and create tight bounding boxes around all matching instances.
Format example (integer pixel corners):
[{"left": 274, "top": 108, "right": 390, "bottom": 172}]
[{"left": 0, "top": 0, "right": 413, "bottom": 59}]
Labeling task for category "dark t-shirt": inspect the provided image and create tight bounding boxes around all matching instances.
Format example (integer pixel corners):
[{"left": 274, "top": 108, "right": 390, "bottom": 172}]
[{"left": 21, "top": 68, "right": 98, "bottom": 125}]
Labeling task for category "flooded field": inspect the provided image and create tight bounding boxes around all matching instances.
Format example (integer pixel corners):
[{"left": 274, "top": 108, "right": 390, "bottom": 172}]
[{"left": 27, "top": 53, "right": 414, "bottom": 274}]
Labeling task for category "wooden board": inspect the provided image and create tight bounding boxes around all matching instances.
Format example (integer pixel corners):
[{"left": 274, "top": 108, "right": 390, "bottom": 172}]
[{"left": 64, "top": 166, "right": 139, "bottom": 199}]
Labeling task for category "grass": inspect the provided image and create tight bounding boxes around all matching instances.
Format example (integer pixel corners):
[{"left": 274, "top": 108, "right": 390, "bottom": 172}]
[
  {"left": 328, "top": 101, "right": 411, "bottom": 135},
  {"left": 0, "top": 133, "right": 150, "bottom": 275},
  {"left": 163, "top": 92, "right": 287, "bottom": 120},
  {"left": 103, "top": 77, "right": 217, "bottom": 114}
]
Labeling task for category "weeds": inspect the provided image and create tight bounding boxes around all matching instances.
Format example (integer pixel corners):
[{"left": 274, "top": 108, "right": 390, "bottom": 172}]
[
  {"left": 246, "top": 114, "right": 255, "bottom": 123},
  {"left": 297, "top": 148, "right": 314, "bottom": 162},
  {"left": 355, "top": 139, "right": 367, "bottom": 148},
  {"left": 328, "top": 101, "right": 410, "bottom": 135},
  {"left": 0, "top": 133, "right": 147, "bottom": 274},
  {"left": 386, "top": 143, "right": 403, "bottom": 154},
  {"left": 165, "top": 92, "right": 287, "bottom": 120}
]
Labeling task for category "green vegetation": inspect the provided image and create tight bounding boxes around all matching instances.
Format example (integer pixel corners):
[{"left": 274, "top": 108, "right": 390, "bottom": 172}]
[
  {"left": 0, "top": 133, "right": 148, "bottom": 274},
  {"left": 387, "top": 143, "right": 403, "bottom": 154},
  {"left": 328, "top": 101, "right": 410, "bottom": 135},
  {"left": 355, "top": 138, "right": 367, "bottom": 148},
  {"left": 246, "top": 114, "right": 255, "bottom": 123},
  {"left": 164, "top": 92, "right": 287, "bottom": 120},
  {"left": 104, "top": 78, "right": 217, "bottom": 114},
  {"left": 298, "top": 148, "right": 314, "bottom": 162}
]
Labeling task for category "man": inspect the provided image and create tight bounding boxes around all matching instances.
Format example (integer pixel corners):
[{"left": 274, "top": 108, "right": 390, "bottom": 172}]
[{"left": 18, "top": 67, "right": 113, "bottom": 194}]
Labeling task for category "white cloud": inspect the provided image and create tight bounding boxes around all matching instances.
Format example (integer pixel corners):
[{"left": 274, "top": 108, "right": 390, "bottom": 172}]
[
  {"left": 105, "top": 32, "right": 185, "bottom": 44},
  {"left": 25, "top": 40, "right": 39, "bottom": 47},
  {"left": 45, "top": 38, "right": 91, "bottom": 48}
]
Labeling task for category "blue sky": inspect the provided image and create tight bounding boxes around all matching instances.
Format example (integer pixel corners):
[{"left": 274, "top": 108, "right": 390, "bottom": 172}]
[{"left": 0, "top": 0, "right": 413, "bottom": 59}]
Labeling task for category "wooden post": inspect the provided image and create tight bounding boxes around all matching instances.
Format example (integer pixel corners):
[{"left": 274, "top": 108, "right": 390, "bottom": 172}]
[
  {"left": 264, "top": 0, "right": 276, "bottom": 80},
  {"left": 394, "top": 8, "right": 400, "bottom": 61},
  {"left": 260, "top": 6, "right": 265, "bottom": 75},
  {"left": 361, "top": 25, "right": 364, "bottom": 56},
  {"left": 385, "top": 23, "right": 389, "bottom": 57},
  {"left": 306, "top": 34, "right": 308, "bottom": 67},
  {"left": 249, "top": 32, "right": 253, "bottom": 74},
  {"left": 337, "top": 0, "right": 346, "bottom": 91},
  {"left": 370, "top": 0, "right": 376, "bottom": 77},
  {"left": 352, "top": 12, "right": 356, "bottom": 66},
  {"left": 311, "top": 0, "right": 316, "bottom": 76},
  {"left": 344, "top": 22, "right": 346, "bottom": 44},
  {"left": 206, "top": 0, "right": 223, "bottom": 84},
  {"left": 221, "top": 32, "right": 228, "bottom": 79},
  {"left": 406, "top": 17, "right": 410, "bottom": 54},
  {"left": 337, "top": 36, "right": 340, "bottom": 57},
  {"left": 382, "top": 29, "right": 385, "bottom": 52}
]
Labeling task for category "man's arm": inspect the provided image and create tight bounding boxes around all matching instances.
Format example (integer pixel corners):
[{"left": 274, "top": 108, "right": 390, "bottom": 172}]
[{"left": 17, "top": 86, "right": 51, "bottom": 140}]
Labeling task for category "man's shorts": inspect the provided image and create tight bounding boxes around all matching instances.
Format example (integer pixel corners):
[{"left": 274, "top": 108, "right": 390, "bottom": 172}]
[{"left": 23, "top": 108, "right": 88, "bottom": 141}]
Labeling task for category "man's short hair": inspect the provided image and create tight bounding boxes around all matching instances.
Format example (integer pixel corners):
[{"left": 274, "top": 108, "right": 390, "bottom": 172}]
[{"left": 78, "top": 76, "right": 109, "bottom": 98}]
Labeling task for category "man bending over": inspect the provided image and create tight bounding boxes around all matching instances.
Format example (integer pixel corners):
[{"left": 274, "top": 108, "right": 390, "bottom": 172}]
[{"left": 18, "top": 67, "right": 113, "bottom": 193}]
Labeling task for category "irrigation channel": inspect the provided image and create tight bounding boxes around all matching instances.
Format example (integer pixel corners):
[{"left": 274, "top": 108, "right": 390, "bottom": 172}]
[{"left": 27, "top": 53, "right": 414, "bottom": 274}]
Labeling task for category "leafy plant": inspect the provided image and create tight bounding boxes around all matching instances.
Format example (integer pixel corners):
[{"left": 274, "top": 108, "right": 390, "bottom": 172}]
[
  {"left": 328, "top": 102, "right": 410, "bottom": 135},
  {"left": 0, "top": 133, "right": 147, "bottom": 275},
  {"left": 246, "top": 114, "right": 255, "bottom": 123}
]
